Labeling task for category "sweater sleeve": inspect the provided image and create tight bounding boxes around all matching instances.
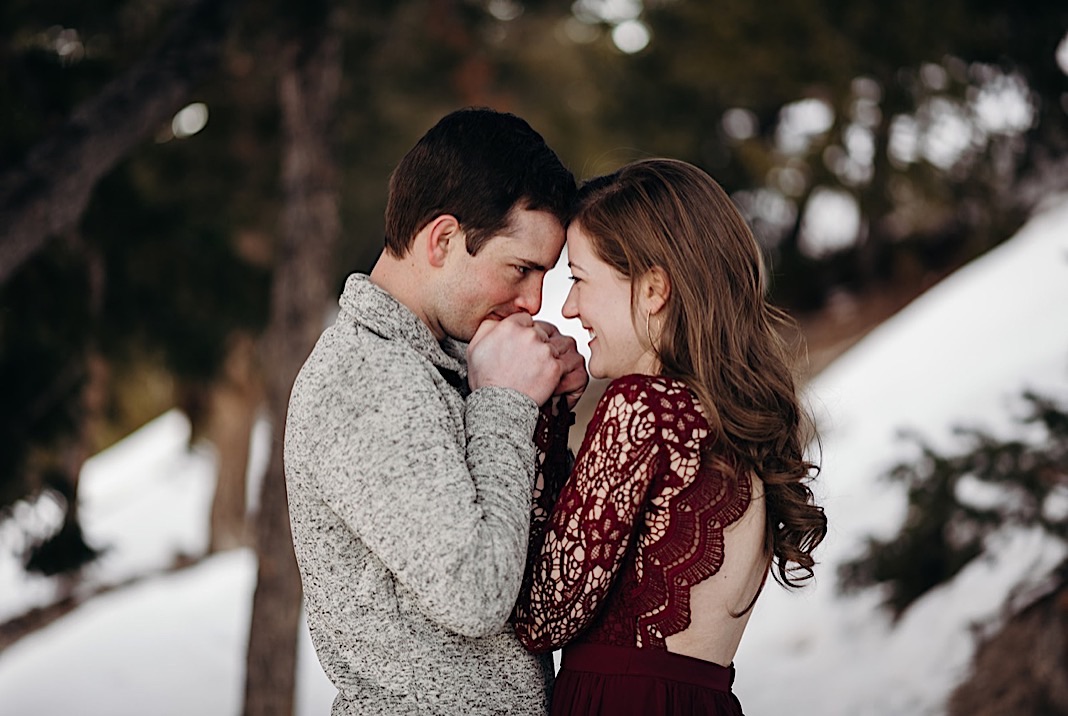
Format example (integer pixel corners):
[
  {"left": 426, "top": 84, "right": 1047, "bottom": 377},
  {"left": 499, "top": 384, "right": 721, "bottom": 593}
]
[{"left": 305, "top": 363, "right": 540, "bottom": 639}]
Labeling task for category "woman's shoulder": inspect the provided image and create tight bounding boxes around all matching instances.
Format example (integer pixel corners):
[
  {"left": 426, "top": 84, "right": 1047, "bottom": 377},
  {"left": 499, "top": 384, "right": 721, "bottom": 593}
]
[
  {"left": 601, "top": 373, "right": 699, "bottom": 407},
  {"left": 595, "top": 374, "right": 707, "bottom": 435}
]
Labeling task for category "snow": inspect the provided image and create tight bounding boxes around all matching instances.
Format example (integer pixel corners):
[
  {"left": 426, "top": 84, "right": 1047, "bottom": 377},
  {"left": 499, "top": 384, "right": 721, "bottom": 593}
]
[
  {"left": 1, "top": 195, "right": 1066, "bottom": 715},
  {"left": 733, "top": 193, "right": 1068, "bottom": 715},
  {"left": 0, "top": 412, "right": 337, "bottom": 715}
]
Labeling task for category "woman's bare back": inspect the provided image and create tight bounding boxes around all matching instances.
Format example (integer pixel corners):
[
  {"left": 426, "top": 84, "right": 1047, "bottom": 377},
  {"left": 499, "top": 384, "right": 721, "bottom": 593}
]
[{"left": 665, "top": 473, "right": 767, "bottom": 665}]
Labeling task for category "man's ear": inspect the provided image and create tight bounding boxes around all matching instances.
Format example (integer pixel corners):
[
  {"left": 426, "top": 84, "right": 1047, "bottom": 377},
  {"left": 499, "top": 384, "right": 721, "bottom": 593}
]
[
  {"left": 424, "top": 215, "right": 464, "bottom": 268},
  {"left": 640, "top": 266, "right": 671, "bottom": 315}
]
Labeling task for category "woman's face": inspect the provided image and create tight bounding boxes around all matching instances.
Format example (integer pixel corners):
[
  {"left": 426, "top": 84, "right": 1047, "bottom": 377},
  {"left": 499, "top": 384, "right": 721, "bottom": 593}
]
[{"left": 562, "top": 223, "right": 658, "bottom": 380}]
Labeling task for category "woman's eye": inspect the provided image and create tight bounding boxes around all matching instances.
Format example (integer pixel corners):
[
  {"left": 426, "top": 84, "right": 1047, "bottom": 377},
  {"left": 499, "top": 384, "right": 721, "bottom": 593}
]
[{"left": 567, "top": 275, "right": 581, "bottom": 283}]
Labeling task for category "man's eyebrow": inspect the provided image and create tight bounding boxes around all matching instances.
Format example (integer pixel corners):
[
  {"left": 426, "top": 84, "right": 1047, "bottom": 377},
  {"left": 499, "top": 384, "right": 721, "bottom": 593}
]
[{"left": 518, "top": 258, "right": 549, "bottom": 272}]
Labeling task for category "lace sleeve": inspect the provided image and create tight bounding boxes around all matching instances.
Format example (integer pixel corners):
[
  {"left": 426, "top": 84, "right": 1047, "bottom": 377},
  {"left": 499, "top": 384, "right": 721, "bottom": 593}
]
[
  {"left": 532, "top": 397, "right": 574, "bottom": 529},
  {"left": 513, "top": 378, "right": 684, "bottom": 653},
  {"left": 524, "top": 397, "right": 574, "bottom": 572}
]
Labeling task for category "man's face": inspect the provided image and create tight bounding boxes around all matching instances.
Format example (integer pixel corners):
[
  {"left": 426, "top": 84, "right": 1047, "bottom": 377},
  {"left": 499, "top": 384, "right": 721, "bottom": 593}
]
[{"left": 437, "top": 208, "right": 566, "bottom": 342}]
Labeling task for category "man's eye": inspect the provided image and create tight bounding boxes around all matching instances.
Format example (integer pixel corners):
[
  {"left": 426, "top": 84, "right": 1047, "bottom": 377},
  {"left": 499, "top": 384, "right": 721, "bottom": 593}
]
[{"left": 515, "top": 265, "right": 530, "bottom": 276}]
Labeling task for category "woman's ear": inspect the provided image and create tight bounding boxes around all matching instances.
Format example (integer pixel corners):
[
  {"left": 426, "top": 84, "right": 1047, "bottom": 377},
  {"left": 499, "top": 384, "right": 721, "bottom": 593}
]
[
  {"left": 641, "top": 266, "right": 671, "bottom": 315},
  {"left": 424, "top": 214, "right": 463, "bottom": 268}
]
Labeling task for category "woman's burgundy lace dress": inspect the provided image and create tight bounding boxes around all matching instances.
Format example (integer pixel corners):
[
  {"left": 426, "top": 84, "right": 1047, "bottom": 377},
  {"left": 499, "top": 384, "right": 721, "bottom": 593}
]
[{"left": 516, "top": 374, "right": 751, "bottom": 715}]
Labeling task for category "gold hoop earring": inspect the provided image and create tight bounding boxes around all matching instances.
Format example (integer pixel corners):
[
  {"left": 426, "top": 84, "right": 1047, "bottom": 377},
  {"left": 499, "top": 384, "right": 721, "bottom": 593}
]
[{"left": 645, "top": 311, "right": 661, "bottom": 347}]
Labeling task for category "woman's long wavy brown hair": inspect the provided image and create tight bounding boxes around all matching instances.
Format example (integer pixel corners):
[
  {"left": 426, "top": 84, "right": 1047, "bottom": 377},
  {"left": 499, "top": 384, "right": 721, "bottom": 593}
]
[{"left": 573, "top": 158, "right": 827, "bottom": 588}]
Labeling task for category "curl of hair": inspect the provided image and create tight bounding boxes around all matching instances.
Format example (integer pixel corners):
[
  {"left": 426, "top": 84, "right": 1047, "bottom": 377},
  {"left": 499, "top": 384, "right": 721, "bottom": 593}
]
[{"left": 573, "top": 159, "right": 827, "bottom": 588}]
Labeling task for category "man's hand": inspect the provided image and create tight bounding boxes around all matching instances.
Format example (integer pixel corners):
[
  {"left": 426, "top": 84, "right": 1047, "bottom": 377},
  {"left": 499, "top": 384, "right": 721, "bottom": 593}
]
[
  {"left": 533, "top": 321, "right": 588, "bottom": 410},
  {"left": 467, "top": 313, "right": 563, "bottom": 406}
]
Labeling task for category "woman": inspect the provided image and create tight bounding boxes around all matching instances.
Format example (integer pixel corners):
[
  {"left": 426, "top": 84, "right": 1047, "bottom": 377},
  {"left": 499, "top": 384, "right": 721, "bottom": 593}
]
[{"left": 513, "top": 159, "right": 827, "bottom": 715}]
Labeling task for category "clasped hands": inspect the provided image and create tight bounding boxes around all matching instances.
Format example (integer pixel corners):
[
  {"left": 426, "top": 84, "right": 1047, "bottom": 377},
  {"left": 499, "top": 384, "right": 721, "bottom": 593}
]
[{"left": 467, "top": 312, "right": 587, "bottom": 409}]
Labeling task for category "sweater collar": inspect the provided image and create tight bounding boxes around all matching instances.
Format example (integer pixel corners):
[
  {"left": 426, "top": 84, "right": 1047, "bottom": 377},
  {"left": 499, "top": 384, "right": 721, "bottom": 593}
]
[{"left": 338, "top": 273, "right": 467, "bottom": 379}]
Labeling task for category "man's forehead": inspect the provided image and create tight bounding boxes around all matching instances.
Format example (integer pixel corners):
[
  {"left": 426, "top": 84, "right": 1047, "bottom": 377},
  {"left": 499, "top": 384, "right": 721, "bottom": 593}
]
[
  {"left": 487, "top": 238, "right": 560, "bottom": 268},
  {"left": 502, "top": 207, "right": 564, "bottom": 236},
  {"left": 493, "top": 212, "right": 564, "bottom": 256}
]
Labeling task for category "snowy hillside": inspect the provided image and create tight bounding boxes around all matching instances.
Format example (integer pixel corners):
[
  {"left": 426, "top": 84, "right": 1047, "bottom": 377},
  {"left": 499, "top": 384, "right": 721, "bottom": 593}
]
[
  {"left": 733, "top": 194, "right": 1068, "bottom": 715},
  {"left": 0, "top": 195, "right": 1066, "bottom": 715}
]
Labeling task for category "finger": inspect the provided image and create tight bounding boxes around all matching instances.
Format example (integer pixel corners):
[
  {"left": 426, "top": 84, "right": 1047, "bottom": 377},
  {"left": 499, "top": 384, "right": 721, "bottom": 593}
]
[
  {"left": 555, "top": 368, "right": 588, "bottom": 398},
  {"left": 547, "top": 332, "right": 577, "bottom": 355},
  {"left": 558, "top": 349, "right": 584, "bottom": 374},
  {"left": 504, "top": 311, "right": 534, "bottom": 328},
  {"left": 532, "top": 320, "right": 561, "bottom": 339},
  {"left": 540, "top": 336, "right": 562, "bottom": 360},
  {"left": 563, "top": 362, "right": 589, "bottom": 390},
  {"left": 468, "top": 318, "right": 500, "bottom": 349},
  {"left": 557, "top": 368, "right": 585, "bottom": 393}
]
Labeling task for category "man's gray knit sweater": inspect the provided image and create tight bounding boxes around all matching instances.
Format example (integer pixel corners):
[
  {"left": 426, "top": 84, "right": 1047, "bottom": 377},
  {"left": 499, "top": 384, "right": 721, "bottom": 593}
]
[{"left": 284, "top": 274, "right": 554, "bottom": 715}]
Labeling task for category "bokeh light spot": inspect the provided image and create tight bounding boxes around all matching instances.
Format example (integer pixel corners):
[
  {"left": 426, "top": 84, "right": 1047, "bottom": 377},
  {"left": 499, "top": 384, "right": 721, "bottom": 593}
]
[
  {"left": 612, "top": 19, "right": 650, "bottom": 54},
  {"left": 172, "top": 103, "right": 209, "bottom": 139}
]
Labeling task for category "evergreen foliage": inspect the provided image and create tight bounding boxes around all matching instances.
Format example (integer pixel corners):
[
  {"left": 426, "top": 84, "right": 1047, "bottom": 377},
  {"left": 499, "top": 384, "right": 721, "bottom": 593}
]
[
  {"left": 22, "top": 468, "right": 103, "bottom": 576},
  {"left": 839, "top": 384, "right": 1068, "bottom": 618},
  {"left": 0, "top": 243, "right": 93, "bottom": 507},
  {"left": 595, "top": 0, "right": 1066, "bottom": 309}
]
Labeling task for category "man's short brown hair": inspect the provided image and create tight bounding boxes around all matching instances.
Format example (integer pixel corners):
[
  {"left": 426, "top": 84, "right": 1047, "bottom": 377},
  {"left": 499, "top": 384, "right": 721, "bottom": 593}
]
[{"left": 384, "top": 108, "right": 576, "bottom": 256}]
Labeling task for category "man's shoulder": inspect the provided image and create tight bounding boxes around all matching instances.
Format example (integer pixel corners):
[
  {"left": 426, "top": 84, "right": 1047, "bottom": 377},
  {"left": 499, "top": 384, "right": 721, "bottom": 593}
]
[
  {"left": 308, "top": 319, "right": 434, "bottom": 378},
  {"left": 295, "top": 320, "right": 455, "bottom": 415}
]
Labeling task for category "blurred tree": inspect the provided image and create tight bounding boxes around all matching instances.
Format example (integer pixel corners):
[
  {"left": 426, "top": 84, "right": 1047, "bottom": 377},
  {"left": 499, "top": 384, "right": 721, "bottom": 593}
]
[
  {"left": 0, "top": 0, "right": 242, "bottom": 284},
  {"left": 838, "top": 387, "right": 1068, "bottom": 618},
  {"left": 0, "top": 229, "right": 105, "bottom": 575},
  {"left": 240, "top": 0, "right": 341, "bottom": 710},
  {"left": 946, "top": 561, "right": 1068, "bottom": 715},
  {"left": 569, "top": 0, "right": 1068, "bottom": 310},
  {"left": 0, "top": 0, "right": 255, "bottom": 575}
]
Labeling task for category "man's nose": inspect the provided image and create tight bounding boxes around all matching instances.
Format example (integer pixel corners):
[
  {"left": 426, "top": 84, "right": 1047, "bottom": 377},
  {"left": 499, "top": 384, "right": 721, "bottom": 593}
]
[{"left": 514, "top": 281, "right": 543, "bottom": 315}]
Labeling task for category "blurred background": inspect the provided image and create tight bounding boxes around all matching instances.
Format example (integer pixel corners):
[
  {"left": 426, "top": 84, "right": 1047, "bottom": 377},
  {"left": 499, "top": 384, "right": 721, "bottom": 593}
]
[{"left": 1, "top": 0, "right": 1067, "bottom": 714}]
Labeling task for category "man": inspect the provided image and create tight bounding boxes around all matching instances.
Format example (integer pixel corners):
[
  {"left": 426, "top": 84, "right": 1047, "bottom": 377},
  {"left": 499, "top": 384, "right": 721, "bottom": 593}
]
[{"left": 284, "top": 108, "right": 586, "bottom": 715}]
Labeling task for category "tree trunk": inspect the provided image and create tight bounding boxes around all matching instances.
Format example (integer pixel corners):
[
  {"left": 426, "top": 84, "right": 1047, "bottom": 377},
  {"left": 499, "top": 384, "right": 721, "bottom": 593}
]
[
  {"left": 242, "top": 10, "right": 341, "bottom": 715},
  {"left": 947, "top": 578, "right": 1068, "bottom": 715},
  {"left": 208, "top": 332, "right": 263, "bottom": 552},
  {"left": 0, "top": 0, "right": 240, "bottom": 285}
]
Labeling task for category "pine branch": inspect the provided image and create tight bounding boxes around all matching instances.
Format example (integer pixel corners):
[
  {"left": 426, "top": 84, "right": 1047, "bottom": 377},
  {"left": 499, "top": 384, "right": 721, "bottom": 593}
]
[
  {"left": 838, "top": 385, "right": 1068, "bottom": 618},
  {"left": 0, "top": 0, "right": 242, "bottom": 285}
]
